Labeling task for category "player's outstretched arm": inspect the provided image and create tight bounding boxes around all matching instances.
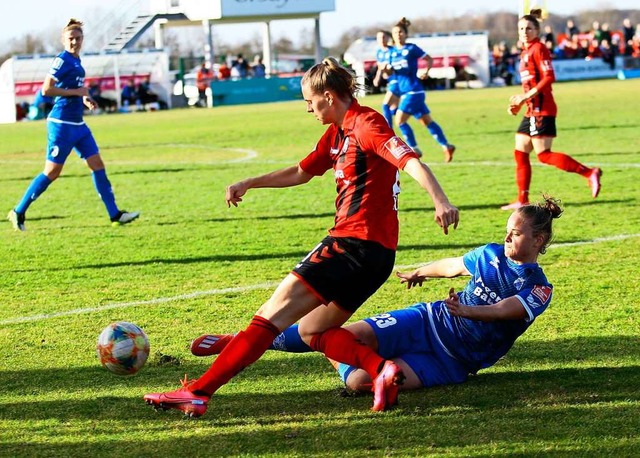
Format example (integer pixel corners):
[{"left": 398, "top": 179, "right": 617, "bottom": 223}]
[
  {"left": 225, "top": 165, "right": 313, "bottom": 208},
  {"left": 396, "top": 256, "right": 468, "bottom": 289},
  {"left": 402, "top": 158, "right": 459, "bottom": 234}
]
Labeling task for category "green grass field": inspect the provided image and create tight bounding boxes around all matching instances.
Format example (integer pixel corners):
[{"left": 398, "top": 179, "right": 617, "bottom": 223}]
[{"left": 1, "top": 78, "right": 639, "bottom": 457}]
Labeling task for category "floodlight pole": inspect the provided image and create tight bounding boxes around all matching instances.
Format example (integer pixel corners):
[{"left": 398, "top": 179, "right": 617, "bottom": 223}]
[
  {"left": 262, "top": 21, "right": 272, "bottom": 76},
  {"left": 203, "top": 19, "right": 215, "bottom": 69}
]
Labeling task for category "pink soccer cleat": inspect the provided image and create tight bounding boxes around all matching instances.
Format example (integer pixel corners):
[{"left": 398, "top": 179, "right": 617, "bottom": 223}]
[
  {"left": 143, "top": 375, "right": 209, "bottom": 418},
  {"left": 500, "top": 201, "right": 529, "bottom": 211},
  {"left": 190, "top": 334, "right": 234, "bottom": 357},
  {"left": 371, "top": 360, "right": 405, "bottom": 412},
  {"left": 588, "top": 168, "right": 602, "bottom": 198}
]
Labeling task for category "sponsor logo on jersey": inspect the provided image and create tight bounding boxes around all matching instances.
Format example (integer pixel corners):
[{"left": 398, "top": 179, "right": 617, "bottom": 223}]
[
  {"left": 384, "top": 136, "right": 412, "bottom": 159},
  {"left": 489, "top": 256, "right": 500, "bottom": 270},
  {"left": 341, "top": 137, "right": 350, "bottom": 154},
  {"left": 531, "top": 285, "right": 552, "bottom": 304},
  {"left": 514, "top": 277, "right": 525, "bottom": 291}
]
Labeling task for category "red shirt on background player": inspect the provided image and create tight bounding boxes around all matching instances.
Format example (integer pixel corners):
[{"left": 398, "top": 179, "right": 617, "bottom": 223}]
[{"left": 502, "top": 9, "right": 602, "bottom": 210}]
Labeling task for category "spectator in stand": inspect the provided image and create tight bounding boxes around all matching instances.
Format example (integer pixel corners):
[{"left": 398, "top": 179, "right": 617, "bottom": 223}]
[
  {"left": 600, "top": 39, "right": 616, "bottom": 69},
  {"left": 542, "top": 25, "right": 555, "bottom": 48},
  {"left": 577, "top": 37, "right": 590, "bottom": 59},
  {"left": 196, "top": 62, "right": 213, "bottom": 107},
  {"left": 251, "top": 55, "right": 266, "bottom": 78},
  {"left": 565, "top": 19, "right": 580, "bottom": 41},
  {"left": 217, "top": 59, "right": 231, "bottom": 80},
  {"left": 231, "top": 54, "right": 249, "bottom": 79},
  {"left": 120, "top": 79, "right": 138, "bottom": 109},
  {"left": 600, "top": 23, "right": 612, "bottom": 46},
  {"left": 136, "top": 77, "right": 166, "bottom": 110},
  {"left": 88, "top": 83, "right": 116, "bottom": 113},
  {"left": 501, "top": 9, "right": 602, "bottom": 210},
  {"left": 591, "top": 21, "right": 603, "bottom": 44},
  {"left": 622, "top": 18, "right": 635, "bottom": 56},
  {"left": 586, "top": 38, "right": 603, "bottom": 60}
]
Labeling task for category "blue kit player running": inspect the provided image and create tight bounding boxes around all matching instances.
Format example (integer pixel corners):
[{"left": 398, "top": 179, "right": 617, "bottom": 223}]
[
  {"left": 373, "top": 30, "right": 401, "bottom": 128},
  {"left": 390, "top": 17, "right": 455, "bottom": 162},
  {"left": 7, "top": 19, "right": 139, "bottom": 232},
  {"left": 192, "top": 196, "right": 562, "bottom": 398}
]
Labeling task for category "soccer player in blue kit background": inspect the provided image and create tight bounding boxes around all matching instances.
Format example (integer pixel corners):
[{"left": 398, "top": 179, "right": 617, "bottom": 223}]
[
  {"left": 7, "top": 19, "right": 139, "bottom": 231},
  {"left": 192, "top": 196, "right": 562, "bottom": 399},
  {"left": 389, "top": 17, "right": 456, "bottom": 162}
]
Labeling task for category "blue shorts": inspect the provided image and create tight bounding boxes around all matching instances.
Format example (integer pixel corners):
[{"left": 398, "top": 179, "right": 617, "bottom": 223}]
[
  {"left": 46, "top": 121, "right": 99, "bottom": 164},
  {"left": 364, "top": 302, "right": 469, "bottom": 387},
  {"left": 387, "top": 80, "right": 402, "bottom": 98},
  {"left": 398, "top": 92, "right": 430, "bottom": 119}
]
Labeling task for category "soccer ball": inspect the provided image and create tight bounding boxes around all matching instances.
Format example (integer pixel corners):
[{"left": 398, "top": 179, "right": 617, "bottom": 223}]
[{"left": 96, "top": 321, "right": 150, "bottom": 375}]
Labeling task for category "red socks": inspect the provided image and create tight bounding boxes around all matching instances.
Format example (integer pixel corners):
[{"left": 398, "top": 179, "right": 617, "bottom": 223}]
[
  {"left": 310, "top": 327, "right": 384, "bottom": 380},
  {"left": 514, "top": 149, "right": 531, "bottom": 204},
  {"left": 537, "top": 149, "right": 591, "bottom": 177},
  {"left": 190, "top": 315, "right": 280, "bottom": 396}
]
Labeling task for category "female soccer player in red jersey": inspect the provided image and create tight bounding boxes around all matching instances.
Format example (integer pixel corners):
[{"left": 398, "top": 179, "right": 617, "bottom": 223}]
[
  {"left": 502, "top": 9, "right": 602, "bottom": 210},
  {"left": 144, "top": 57, "right": 459, "bottom": 417}
]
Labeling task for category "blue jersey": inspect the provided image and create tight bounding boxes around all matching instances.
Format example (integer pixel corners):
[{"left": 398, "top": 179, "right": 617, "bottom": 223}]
[
  {"left": 389, "top": 42, "right": 426, "bottom": 95},
  {"left": 47, "top": 50, "right": 86, "bottom": 124},
  {"left": 377, "top": 46, "right": 399, "bottom": 95},
  {"left": 427, "top": 243, "right": 553, "bottom": 372}
]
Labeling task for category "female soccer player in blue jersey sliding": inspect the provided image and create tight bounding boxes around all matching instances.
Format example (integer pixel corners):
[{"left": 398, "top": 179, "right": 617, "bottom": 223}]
[
  {"left": 7, "top": 19, "right": 139, "bottom": 231},
  {"left": 192, "top": 196, "right": 561, "bottom": 396},
  {"left": 390, "top": 17, "right": 455, "bottom": 162}
]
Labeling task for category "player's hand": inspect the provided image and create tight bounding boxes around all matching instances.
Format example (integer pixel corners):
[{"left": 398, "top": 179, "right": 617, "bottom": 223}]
[
  {"left": 225, "top": 181, "right": 249, "bottom": 208},
  {"left": 509, "top": 94, "right": 526, "bottom": 106},
  {"left": 507, "top": 103, "right": 521, "bottom": 116},
  {"left": 83, "top": 96, "right": 97, "bottom": 110},
  {"left": 396, "top": 270, "right": 426, "bottom": 289},
  {"left": 434, "top": 202, "right": 459, "bottom": 235},
  {"left": 444, "top": 287, "right": 464, "bottom": 316}
]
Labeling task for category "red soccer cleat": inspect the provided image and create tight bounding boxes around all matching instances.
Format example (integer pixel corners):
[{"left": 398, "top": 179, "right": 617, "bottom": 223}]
[
  {"left": 143, "top": 375, "right": 209, "bottom": 418},
  {"left": 444, "top": 144, "right": 455, "bottom": 163},
  {"left": 190, "top": 334, "right": 234, "bottom": 357},
  {"left": 371, "top": 360, "right": 405, "bottom": 412},
  {"left": 588, "top": 167, "right": 602, "bottom": 198}
]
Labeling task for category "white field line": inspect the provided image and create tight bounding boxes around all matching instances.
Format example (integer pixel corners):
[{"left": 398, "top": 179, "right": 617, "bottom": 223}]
[
  {"left": 2, "top": 157, "right": 639, "bottom": 168},
  {"left": 2, "top": 233, "right": 639, "bottom": 326}
]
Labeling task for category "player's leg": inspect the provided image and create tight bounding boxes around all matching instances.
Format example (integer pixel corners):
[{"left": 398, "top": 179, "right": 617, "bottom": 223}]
[
  {"left": 381, "top": 90, "right": 397, "bottom": 127},
  {"left": 502, "top": 118, "right": 534, "bottom": 210},
  {"left": 8, "top": 122, "right": 72, "bottom": 230},
  {"left": 531, "top": 122, "right": 602, "bottom": 198},
  {"left": 419, "top": 110, "right": 455, "bottom": 162},
  {"left": 81, "top": 128, "right": 139, "bottom": 225}
]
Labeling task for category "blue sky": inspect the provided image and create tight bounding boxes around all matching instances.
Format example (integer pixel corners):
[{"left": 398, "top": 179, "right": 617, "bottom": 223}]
[{"left": 1, "top": 0, "right": 636, "bottom": 48}]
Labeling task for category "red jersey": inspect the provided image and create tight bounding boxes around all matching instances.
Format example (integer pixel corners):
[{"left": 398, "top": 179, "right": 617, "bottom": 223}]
[
  {"left": 299, "top": 100, "right": 417, "bottom": 250},
  {"left": 519, "top": 39, "right": 557, "bottom": 117}
]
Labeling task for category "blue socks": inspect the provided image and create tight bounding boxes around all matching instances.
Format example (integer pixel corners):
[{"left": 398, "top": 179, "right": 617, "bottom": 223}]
[
  {"left": 269, "top": 324, "right": 311, "bottom": 353},
  {"left": 427, "top": 121, "right": 449, "bottom": 147},
  {"left": 15, "top": 173, "right": 52, "bottom": 214},
  {"left": 398, "top": 123, "right": 417, "bottom": 148},
  {"left": 91, "top": 169, "right": 119, "bottom": 218},
  {"left": 381, "top": 104, "right": 394, "bottom": 128}
]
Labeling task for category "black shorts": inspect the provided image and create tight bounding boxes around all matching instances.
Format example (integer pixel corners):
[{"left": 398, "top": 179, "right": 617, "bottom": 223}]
[
  {"left": 517, "top": 116, "right": 557, "bottom": 137},
  {"left": 292, "top": 236, "right": 396, "bottom": 313}
]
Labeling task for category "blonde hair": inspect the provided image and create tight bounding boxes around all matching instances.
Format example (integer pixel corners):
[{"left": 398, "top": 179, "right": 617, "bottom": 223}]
[
  {"left": 63, "top": 18, "right": 84, "bottom": 35},
  {"left": 301, "top": 57, "right": 361, "bottom": 100}
]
